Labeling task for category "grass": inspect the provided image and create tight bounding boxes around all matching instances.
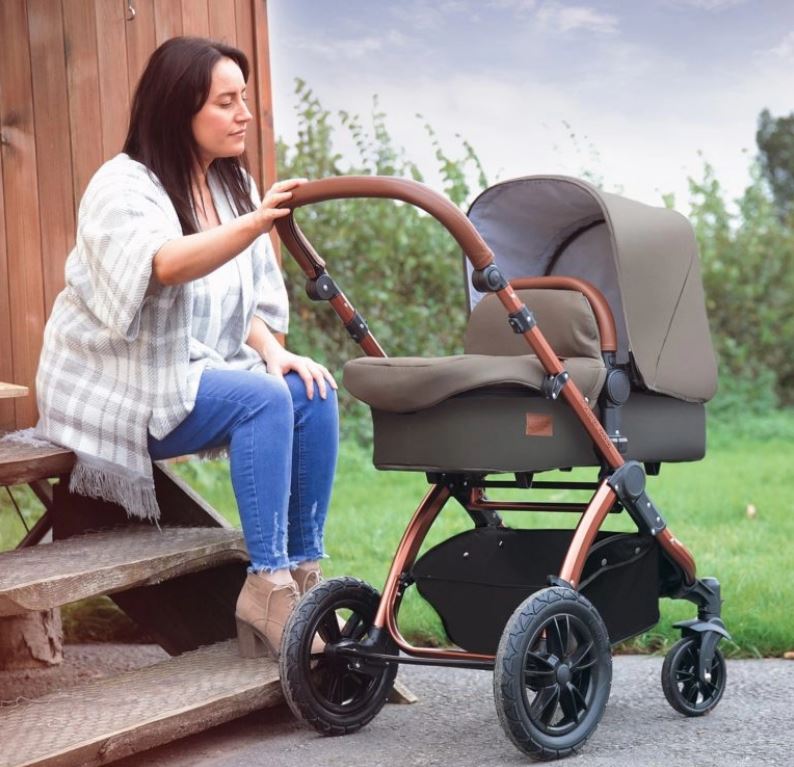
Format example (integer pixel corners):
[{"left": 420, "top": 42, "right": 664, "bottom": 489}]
[{"left": 2, "top": 410, "right": 792, "bottom": 657}]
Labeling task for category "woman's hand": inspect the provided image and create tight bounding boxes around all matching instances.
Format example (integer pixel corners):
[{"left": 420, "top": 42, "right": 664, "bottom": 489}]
[
  {"left": 261, "top": 336, "right": 338, "bottom": 401},
  {"left": 254, "top": 178, "right": 308, "bottom": 234}
]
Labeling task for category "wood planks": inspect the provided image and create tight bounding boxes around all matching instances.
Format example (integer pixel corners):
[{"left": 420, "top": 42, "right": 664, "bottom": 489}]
[
  {"left": 0, "top": 640, "right": 282, "bottom": 767},
  {"left": 0, "top": 1, "right": 47, "bottom": 431},
  {"left": 0, "top": 384, "right": 29, "bottom": 399},
  {"left": 0, "top": 1, "right": 276, "bottom": 431},
  {"left": 0, "top": 526, "right": 247, "bottom": 616}
]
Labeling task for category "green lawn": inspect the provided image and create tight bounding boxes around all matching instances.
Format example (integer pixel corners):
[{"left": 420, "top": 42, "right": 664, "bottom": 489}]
[{"left": 2, "top": 411, "right": 792, "bottom": 656}]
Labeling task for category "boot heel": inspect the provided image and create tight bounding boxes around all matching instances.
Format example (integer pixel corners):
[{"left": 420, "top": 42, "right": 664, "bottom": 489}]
[{"left": 236, "top": 617, "right": 270, "bottom": 659}]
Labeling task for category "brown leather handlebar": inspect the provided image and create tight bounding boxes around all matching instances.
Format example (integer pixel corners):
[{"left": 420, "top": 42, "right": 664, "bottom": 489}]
[
  {"left": 273, "top": 176, "right": 495, "bottom": 277},
  {"left": 510, "top": 276, "right": 618, "bottom": 353}
]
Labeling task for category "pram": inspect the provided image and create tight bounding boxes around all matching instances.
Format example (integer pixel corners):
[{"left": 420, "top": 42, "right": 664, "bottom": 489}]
[{"left": 274, "top": 175, "right": 729, "bottom": 760}]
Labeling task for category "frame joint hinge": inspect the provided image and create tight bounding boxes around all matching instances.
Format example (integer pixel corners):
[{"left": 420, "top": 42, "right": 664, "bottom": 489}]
[
  {"left": 305, "top": 272, "right": 341, "bottom": 301},
  {"left": 345, "top": 311, "right": 369, "bottom": 343},
  {"left": 541, "top": 371, "right": 570, "bottom": 400},
  {"left": 606, "top": 461, "right": 667, "bottom": 536},
  {"left": 508, "top": 306, "right": 536, "bottom": 334}
]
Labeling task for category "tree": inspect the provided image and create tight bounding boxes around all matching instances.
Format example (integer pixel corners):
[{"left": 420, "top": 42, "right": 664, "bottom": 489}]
[{"left": 756, "top": 109, "right": 794, "bottom": 222}]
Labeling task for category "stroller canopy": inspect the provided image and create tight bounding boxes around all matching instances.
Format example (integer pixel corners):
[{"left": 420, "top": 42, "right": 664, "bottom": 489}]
[{"left": 466, "top": 176, "right": 717, "bottom": 403}]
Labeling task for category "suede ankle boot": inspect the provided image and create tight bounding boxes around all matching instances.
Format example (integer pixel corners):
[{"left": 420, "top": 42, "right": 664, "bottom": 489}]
[
  {"left": 235, "top": 573, "right": 299, "bottom": 659},
  {"left": 292, "top": 561, "right": 323, "bottom": 595}
]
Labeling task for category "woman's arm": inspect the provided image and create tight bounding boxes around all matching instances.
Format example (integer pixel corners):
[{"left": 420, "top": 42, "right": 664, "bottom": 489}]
[
  {"left": 152, "top": 179, "right": 303, "bottom": 286},
  {"left": 247, "top": 316, "right": 337, "bottom": 401}
]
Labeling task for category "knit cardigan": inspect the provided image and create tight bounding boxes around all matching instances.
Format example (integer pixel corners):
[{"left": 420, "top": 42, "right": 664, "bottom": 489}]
[{"left": 35, "top": 154, "right": 289, "bottom": 521}]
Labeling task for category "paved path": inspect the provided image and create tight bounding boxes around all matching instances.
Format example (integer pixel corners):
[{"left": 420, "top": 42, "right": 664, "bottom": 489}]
[{"left": 116, "top": 655, "right": 793, "bottom": 767}]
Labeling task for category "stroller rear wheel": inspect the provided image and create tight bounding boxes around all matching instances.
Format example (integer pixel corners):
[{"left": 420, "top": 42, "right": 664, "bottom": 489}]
[
  {"left": 493, "top": 586, "right": 612, "bottom": 760},
  {"left": 661, "top": 636, "right": 726, "bottom": 716},
  {"left": 280, "top": 576, "right": 398, "bottom": 735}
]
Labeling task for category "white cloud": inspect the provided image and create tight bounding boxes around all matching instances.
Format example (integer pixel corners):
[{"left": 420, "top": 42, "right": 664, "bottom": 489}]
[
  {"left": 768, "top": 30, "right": 794, "bottom": 60},
  {"left": 536, "top": 3, "right": 619, "bottom": 35},
  {"left": 484, "top": 0, "right": 538, "bottom": 11},
  {"left": 668, "top": 0, "right": 747, "bottom": 10},
  {"left": 288, "top": 31, "right": 407, "bottom": 61}
]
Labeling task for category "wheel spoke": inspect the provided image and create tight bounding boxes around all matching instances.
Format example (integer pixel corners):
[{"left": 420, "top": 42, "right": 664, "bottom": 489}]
[
  {"left": 526, "top": 650, "right": 555, "bottom": 669},
  {"left": 683, "top": 679, "right": 700, "bottom": 704},
  {"left": 529, "top": 685, "right": 560, "bottom": 725},
  {"left": 559, "top": 683, "right": 581, "bottom": 724},
  {"left": 325, "top": 671, "right": 344, "bottom": 704},
  {"left": 524, "top": 667, "right": 556, "bottom": 686},
  {"left": 547, "top": 616, "right": 568, "bottom": 658},
  {"left": 569, "top": 681, "right": 589, "bottom": 713},
  {"left": 348, "top": 614, "right": 369, "bottom": 641},
  {"left": 569, "top": 640, "right": 595, "bottom": 671},
  {"left": 318, "top": 611, "right": 343, "bottom": 643},
  {"left": 524, "top": 650, "right": 555, "bottom": 686}
]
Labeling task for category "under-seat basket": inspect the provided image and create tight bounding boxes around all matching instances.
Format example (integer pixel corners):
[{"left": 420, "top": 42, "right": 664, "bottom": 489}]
[{"left": 412, "top": 527, "right": 660, "bottom": 654}]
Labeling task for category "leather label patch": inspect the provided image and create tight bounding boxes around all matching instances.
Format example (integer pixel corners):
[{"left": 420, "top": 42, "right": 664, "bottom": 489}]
[{"left": 525, "top": 413, "right": 553, "bottom": 437}]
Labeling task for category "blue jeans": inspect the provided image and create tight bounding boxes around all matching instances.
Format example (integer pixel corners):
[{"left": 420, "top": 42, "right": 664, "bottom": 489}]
[{"left": 148, "top": 368, "right": 339, "bottom": 572}]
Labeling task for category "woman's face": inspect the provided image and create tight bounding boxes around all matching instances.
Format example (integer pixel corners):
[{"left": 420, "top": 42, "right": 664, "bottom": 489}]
[{"left": 191, "top": 57, "right": 252, "bottom": 167}]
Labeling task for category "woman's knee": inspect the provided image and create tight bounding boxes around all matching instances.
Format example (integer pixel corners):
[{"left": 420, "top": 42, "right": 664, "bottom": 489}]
[
  {"left": 206, "top": 370, "right": 293, "bottom": 434},
  {"left": 285, "top": 372, "right": 339, "bottom": 423}
]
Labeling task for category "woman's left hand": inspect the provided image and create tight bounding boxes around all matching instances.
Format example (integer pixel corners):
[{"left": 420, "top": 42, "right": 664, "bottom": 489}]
[{"left": 262, "top": 342, "right": 338, "bottom": 401}]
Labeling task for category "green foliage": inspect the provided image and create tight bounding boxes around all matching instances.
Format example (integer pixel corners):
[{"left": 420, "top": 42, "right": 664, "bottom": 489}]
[
  {"left": 756, "top": 108, "right": 794, "bottom": 221},
  {"left": 276, "top": 80, "right": 488, "bottom": 441},
  {"left": 688, "top": 157, "right": 794, "bottom": 408}
]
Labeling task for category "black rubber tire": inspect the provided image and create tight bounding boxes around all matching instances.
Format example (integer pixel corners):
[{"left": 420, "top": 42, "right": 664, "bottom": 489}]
[
  {"left": 280, "top": 576, "right": 398, "bottom": 736},
  {"left": 661, "top": 637, "right": 726, "bottom": 716},
  {"left": 493, "top": 586, "right": 612, "bottom": 761}
]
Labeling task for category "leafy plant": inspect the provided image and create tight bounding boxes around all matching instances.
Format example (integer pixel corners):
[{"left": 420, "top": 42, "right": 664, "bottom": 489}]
[{"left": 688, "top": 157, "right": 794, "bottom": 409}]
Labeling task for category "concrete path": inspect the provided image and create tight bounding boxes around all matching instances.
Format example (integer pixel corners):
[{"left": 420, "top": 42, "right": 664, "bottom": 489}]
[{"left": 116, "top": 655, "right": 793, "bottom": 767}]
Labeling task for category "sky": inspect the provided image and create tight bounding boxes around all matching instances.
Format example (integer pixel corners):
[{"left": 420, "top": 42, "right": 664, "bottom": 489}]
[{"left": 267, "top": 0, "right": 794, "bottom": 214}]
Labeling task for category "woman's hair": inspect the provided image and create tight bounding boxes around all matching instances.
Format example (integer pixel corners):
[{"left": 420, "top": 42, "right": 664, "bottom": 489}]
[{"left": 123, "top": 36, "right": 255, "bottom": 235}]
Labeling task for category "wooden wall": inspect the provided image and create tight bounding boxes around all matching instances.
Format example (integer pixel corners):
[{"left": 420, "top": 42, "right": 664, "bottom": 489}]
[{"left": 0, "top": 0, "right": 276, "bottom": 430}]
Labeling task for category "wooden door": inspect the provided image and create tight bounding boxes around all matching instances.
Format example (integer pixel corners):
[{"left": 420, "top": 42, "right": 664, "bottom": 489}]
[{"left": 0, "top": 0, "right": 276, "bottom": 430}]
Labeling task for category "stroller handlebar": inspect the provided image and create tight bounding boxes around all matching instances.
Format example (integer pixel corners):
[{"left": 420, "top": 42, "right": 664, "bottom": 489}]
[{"left": 274, "top": 175, "right": 495, "bottom": 277}]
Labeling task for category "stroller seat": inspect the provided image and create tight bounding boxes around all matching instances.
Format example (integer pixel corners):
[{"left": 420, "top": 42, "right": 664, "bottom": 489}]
[{"left": 344, "top": 287, "right": 706, "bottom": 474}]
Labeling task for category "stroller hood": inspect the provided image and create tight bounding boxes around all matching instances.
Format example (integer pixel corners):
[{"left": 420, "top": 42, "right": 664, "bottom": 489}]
[{"left": 466, "top": 176, "right": 717, "bottom": 403}]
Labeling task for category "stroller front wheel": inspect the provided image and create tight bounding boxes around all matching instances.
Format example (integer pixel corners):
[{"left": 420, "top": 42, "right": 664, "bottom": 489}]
[
  {"left": 661, "top": 636, "right": 726, "bottom": 716},
  {"left": 493, "top": 586, "right": 612, "bottom": 760},
  {"left": 280, "top": 576, "right": 398, "bottom": 736}
]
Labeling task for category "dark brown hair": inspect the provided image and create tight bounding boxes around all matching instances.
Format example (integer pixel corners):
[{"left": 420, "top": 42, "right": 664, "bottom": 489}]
[{"left": 123, "top": 36, "right": 255, "bottom": 235}]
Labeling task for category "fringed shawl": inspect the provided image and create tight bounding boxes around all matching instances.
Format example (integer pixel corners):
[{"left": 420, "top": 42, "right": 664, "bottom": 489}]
[{"left": 35, "top": 154, "right": 288, "bottom": 521}]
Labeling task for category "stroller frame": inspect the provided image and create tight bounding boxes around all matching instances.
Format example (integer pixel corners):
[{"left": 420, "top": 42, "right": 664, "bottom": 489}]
[{"left": 274, "top": 176, "right": 729, "bottom": 758}]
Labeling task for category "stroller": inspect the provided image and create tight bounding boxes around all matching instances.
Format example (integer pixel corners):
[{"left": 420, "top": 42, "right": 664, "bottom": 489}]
[{"left": 274, "top": 175, "right": 729, "bottom": 760}]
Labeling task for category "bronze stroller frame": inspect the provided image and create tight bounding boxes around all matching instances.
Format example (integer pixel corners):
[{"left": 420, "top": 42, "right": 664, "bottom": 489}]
[{"left": 275, "top": 176, "right": 729, "bottom": 759}]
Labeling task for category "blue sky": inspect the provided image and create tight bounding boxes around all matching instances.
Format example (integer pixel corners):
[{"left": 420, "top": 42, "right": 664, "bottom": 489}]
[{"left": 268, "top": 1, "right": 794, "bottom": 211}]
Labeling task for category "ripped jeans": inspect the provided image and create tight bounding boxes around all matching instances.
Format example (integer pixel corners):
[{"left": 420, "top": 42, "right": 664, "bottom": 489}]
[{"left": 148, "top": 368, "right": 338, "bottom": 572}]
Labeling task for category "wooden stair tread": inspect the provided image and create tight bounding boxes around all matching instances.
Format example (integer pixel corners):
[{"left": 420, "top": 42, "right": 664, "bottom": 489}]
[
  {"left": 0, "top": 433, "right": 75, "bottom": 486},
  {"left": 0, "top": 383, "right": 29, "bottom": 399},
  {"left": 0, "top": 640, "right": 281, "bottom": 767},
  {"left": 0, "top": 527, "right": 248, "bottom": 616}
]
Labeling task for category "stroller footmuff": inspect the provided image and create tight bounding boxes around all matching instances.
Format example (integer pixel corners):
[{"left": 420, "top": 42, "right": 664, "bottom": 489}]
[{"left": 274, "top": 175, "right": 729, "bottom": 761}]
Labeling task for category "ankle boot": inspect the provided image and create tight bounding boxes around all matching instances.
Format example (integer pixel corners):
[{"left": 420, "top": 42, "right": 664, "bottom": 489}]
[
  {"left": 292, "top": 562, "right": 323, "bottom": 595},
  {"left": 235, "top": 573, "right": 299, "bottom": 659}
]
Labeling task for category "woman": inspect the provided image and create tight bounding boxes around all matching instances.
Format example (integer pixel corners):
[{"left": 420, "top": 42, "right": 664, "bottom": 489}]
[{"left": 35, "top": 37, "right": 338, "bottom": 659}]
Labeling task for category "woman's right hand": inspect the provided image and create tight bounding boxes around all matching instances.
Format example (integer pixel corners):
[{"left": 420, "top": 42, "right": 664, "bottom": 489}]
[{"left": 254, "top": 178, "right": 308, "bottom": 233}]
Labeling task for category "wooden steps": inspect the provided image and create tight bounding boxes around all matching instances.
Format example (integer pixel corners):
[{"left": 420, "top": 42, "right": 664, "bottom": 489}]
[
  {"left": 0, "top": 526, "right": 248, "bottom": 617},
  {"left": 0, "top": 640, "right": 282, "bottom": 767},
  {"left": 0, "top": 436, "right": 74, "bottom": 487}
]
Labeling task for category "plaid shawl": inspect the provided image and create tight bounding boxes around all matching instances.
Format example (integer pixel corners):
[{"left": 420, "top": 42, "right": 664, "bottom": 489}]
[{"left": 35, "top": 154, "right": 288, "bottom": 521}]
